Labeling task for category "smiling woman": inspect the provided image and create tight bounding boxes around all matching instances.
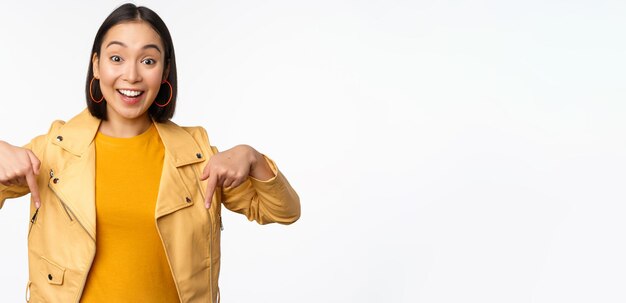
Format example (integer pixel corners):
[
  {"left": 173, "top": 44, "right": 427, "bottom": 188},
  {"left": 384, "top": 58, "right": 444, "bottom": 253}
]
[
  {"left": 87, "top": 5, "right": 177, "bottom": 137},
  {"left": 0, "top": 3, "right": 300, "bottom": 303},
  {"left": 92, "top": 21, "right": 168, "bottom": 137}
]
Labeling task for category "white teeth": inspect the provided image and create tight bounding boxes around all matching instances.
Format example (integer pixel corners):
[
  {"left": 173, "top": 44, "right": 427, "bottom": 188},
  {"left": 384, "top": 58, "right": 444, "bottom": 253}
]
[{"left": 118, "top": 89, "right": 142, "bottom": 97}]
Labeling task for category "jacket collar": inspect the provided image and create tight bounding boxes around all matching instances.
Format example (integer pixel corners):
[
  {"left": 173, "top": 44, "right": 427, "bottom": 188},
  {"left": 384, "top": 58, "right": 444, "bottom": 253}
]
[{"left": 53, "top": 108, "right": 205, "bottom": 167}]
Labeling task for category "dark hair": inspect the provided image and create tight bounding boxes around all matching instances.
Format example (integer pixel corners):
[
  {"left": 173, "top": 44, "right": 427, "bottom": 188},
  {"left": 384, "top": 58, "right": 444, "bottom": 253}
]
[{"left": 85, "top": 3, "right": 177, "bottom": 123}]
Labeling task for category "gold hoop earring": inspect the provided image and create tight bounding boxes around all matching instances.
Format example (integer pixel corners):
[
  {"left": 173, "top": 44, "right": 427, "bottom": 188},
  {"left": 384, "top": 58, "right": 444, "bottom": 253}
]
[
  {"left": 89, "top": 77, "right": 104, "bottom": 103},
  {"left": 155, "top": 80, "right": 173, "bottom": 107}
]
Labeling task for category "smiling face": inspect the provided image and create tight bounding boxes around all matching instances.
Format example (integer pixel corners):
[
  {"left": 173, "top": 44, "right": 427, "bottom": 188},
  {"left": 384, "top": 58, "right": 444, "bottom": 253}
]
[{"left": 92, "top": 20, "right": 167, "bottom": 127}]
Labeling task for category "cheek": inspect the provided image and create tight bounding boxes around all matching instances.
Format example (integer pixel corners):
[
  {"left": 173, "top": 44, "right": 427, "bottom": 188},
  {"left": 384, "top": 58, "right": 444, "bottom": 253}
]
[
  {"left": 145, "top": 71, "right": 164, "bottom": 91},
  {"left": 98, "top": 66, "right": 120, "bottom": 86}
]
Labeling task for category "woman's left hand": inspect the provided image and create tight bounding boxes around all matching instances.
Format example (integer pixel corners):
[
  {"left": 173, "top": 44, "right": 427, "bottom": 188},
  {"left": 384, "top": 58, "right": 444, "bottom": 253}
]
[{"left": 200, "top": 145, "right": 274, "bottom": 209}]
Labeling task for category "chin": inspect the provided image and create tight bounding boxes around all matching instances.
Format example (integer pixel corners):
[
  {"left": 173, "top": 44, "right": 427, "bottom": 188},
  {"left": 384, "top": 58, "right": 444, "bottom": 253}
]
[{"left": 108, "top": 104, "right": 151, "bottom": 121}]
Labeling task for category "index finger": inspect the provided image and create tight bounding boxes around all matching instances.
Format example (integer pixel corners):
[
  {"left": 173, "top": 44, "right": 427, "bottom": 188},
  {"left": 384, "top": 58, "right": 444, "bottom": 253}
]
[
  {"left": 26, "top": 150, "right": 41, "bottom": 176},
  {"left": 204, "top": 173, "right": 217, "bottom": 209},
  {"left": 25, "top": 171, "right": 41, "bottom": 209}
]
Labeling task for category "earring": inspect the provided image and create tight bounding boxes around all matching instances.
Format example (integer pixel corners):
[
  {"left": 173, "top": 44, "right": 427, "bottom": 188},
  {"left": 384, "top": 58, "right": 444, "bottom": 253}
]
[
  {"left": 89, "top": 77, "right": 104, "bottom": 103},
  {"left": 155, "top": 80, "right": 173, "bottom": 107}
]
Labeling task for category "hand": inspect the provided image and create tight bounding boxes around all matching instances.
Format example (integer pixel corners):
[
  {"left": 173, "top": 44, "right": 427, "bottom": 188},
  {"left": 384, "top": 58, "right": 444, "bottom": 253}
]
[
  {"left": 0, "top": 141, "right": 41, "bottom": 208},
  {"left": 200, "top": 145, "right": 272, "bottom": 209}
]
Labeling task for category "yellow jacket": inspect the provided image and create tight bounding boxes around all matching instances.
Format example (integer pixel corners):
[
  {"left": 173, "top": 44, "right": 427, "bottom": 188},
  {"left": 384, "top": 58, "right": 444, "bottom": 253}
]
[{"left": 0, "top": 109, "right": 301, "bottom": 303}]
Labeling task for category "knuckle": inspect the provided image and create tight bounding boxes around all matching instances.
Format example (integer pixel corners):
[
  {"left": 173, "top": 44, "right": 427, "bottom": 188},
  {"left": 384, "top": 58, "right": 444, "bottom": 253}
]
[
  {"left": 16, "top": 167, "right": 29, "bottom": 176},
  {"left": 9, "top": 169, "right": 20, "bottom": 178},
  {"left": 19, "top": 149, "right": 30, "bottom": 158}
]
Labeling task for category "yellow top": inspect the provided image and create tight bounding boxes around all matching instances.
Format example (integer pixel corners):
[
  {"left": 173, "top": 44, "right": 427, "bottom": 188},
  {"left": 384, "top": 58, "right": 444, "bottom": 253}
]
[{"left": 81, "top": 123, "right": 180, "bottom": 302}]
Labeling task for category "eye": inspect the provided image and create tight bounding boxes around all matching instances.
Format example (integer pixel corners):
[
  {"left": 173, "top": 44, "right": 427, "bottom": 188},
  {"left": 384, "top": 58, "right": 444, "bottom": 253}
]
[
  {"left": 142, "top": 58, "right": 156, "bottom": 65},
  {"left": 110, "top": 55, "right": 122, "bottom": 62}
]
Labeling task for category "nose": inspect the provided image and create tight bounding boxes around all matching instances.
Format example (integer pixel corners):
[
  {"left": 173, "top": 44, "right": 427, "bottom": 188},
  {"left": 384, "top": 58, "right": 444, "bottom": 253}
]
[{"left": 122, "top": 62, "right": 142, "bottom": 83}]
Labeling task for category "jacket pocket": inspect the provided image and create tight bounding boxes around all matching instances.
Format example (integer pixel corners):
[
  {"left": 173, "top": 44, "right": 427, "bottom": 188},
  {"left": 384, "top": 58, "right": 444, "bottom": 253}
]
[{"left": 38, "top": 257, "right": 65, "bottom": 286}]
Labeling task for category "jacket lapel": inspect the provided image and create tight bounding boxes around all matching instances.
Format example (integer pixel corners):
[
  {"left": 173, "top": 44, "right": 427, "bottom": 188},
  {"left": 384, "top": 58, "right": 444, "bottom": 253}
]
[
  {"left": 49, "top": 109, "right": 99, "bottom": 240},
  {"left": 153, "top": 121, "right": 206, "bottom": 218},
  {"left": 48, "top": 145, "right": 97, "bottom": 240}
]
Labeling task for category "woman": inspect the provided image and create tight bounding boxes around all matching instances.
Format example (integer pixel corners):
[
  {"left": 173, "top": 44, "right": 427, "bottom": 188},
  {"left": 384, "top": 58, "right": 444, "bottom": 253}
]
[{"left": 0, "top": 3, "right": 300, "bottom": 302}]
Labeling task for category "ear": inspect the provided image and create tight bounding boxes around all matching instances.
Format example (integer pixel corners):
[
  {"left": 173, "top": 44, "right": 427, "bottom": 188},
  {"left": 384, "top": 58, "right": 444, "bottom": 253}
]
[{"left": 92, "top": 53, "right": 100, "bottom": 79}]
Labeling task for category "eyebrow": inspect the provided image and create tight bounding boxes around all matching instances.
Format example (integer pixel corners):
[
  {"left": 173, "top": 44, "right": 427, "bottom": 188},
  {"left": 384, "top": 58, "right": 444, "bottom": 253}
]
[{"left": 106, "top": 41, "right": 162, "bottom": 53}]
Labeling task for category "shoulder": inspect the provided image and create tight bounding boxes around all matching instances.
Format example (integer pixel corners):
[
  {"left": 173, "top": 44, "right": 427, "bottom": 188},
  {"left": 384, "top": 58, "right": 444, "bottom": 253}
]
[
  {"left": 182, "top": 126, "right": 212, "bottom": 146},
  {"left": 155, "top": 121, "right": 217, "bottom": 157},
  {"left": 158, "top": 121, "right": 211, "bottom": 144},
  {"left": 27, "top": 119, "right": 67, "bottom": 149},
  {"left": 180, "top": 125, "right": 208, "bottom": 138}
]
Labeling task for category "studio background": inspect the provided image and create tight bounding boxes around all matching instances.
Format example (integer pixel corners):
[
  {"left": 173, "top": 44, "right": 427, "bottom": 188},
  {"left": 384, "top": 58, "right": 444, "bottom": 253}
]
[{"left": 1, "top": 1, "right": 624, "bottom": 302}]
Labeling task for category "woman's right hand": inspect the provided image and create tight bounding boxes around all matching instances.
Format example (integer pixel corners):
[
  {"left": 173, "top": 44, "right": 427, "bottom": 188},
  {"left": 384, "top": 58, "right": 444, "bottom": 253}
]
[{"left": 0, "top": 141, "right": 41, "bottom": 208}]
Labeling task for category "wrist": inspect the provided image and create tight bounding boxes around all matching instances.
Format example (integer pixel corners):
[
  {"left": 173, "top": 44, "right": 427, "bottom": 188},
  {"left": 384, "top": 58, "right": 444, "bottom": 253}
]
[
  {"left": 240, "top": 145, "right": 274, "bottom": 180},
  {"left": 243, "top": 145, "right": 262, "bottom": 172}
]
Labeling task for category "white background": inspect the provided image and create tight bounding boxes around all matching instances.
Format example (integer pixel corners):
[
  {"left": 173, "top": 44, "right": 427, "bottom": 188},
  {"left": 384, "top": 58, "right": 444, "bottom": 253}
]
[{"left": 1, "top": 0, "right": 625, "bottom": 302}]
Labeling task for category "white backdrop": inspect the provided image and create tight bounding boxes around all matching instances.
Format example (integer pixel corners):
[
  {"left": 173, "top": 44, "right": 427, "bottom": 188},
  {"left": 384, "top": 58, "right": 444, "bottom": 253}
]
[{"left": 1, "top": 0, "right": 625, "bottom": 302}]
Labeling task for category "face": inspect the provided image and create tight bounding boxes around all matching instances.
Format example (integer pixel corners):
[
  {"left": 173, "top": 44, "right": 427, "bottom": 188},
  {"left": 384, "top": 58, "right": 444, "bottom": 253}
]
[{"left": 92, "top": 21, "right": 167, "bottom": 124}]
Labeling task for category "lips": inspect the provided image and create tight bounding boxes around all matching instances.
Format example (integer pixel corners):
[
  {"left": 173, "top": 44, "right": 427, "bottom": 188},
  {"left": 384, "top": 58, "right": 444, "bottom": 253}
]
[{"left": 117, "top": 89, "right": 144, "bottom": 105}]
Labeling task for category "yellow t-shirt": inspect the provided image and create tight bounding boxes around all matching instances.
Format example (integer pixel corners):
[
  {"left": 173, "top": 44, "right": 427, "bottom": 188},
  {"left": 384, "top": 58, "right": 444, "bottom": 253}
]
[{"left": 81, "top": 123, "right": 180, "bottom": 302}]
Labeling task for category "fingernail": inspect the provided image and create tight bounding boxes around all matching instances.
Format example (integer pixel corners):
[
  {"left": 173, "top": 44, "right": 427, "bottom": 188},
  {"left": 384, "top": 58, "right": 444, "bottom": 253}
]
[{"left": 35, "top": 202, "right": 40, "bottom": 209}]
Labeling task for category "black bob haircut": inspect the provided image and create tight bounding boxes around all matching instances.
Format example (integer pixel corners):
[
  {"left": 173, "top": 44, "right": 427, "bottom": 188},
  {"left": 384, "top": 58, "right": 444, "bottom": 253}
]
[{"left": 85, "top": 3, "right": 177, "bottom": 123}]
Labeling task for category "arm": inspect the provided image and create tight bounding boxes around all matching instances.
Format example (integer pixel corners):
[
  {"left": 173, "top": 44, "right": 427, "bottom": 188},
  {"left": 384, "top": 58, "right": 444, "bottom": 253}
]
[
  {"left": 223, "top": 152, "right": 300, "bottom": 225},
  {"left": 202, "top": 145, "right": 300, "bottom": 225}
]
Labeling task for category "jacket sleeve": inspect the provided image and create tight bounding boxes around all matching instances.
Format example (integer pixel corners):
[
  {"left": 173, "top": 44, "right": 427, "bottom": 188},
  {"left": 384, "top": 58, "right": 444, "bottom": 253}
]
[
  {"left": 208, "top": 145, "right": 301, "bottom": 225},
  {"left": 0, "top": 133, "right": 48, "bottom": 209}
]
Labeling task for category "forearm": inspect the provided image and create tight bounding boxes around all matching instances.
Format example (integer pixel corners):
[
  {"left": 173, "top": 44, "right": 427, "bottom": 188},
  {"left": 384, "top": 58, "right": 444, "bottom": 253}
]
[{"left": 223, "top": 154, "right": 300, "bottom": 225}]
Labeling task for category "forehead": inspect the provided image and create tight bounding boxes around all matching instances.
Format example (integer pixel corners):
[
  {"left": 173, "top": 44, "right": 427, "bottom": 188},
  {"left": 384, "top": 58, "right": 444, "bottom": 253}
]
[{"left": 101, "top": 21, "right": 164, "bottom": 50}]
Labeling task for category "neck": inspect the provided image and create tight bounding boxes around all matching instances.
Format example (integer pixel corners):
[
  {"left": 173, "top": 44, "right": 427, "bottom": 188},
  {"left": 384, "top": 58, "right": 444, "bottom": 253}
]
[{"left": 99, "top": 114, "right": 152, "bottom": 138}]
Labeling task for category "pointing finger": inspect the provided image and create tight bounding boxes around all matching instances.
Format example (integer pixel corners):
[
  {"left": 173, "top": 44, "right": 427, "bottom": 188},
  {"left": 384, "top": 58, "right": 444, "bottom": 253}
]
[
  {"left": 26, "top": 150, "right": 41, "bottom": 176},
  {"left": 204, "top": 173, "right": 217, "bottom": 209},
  {"left": 25, "top": 170, "right": 41, "bottom": 209}
]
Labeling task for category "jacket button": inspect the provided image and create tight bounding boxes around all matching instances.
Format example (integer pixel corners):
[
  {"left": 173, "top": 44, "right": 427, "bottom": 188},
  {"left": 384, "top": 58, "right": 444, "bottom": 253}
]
[
  {"left": 48, "top": 274, "right": 53, "bottom": 280},
  {"left": 53, "top": 178, "right": 59, "bottom": 184},
  {"left": 185, "top": 197, "right": 192, "bottom": 203},
  {"left": 56, "top": 136, "right": 63, "bottom": 142},
  {"left": 196, "top": 153, "right": 202, "bottom": 159}
]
